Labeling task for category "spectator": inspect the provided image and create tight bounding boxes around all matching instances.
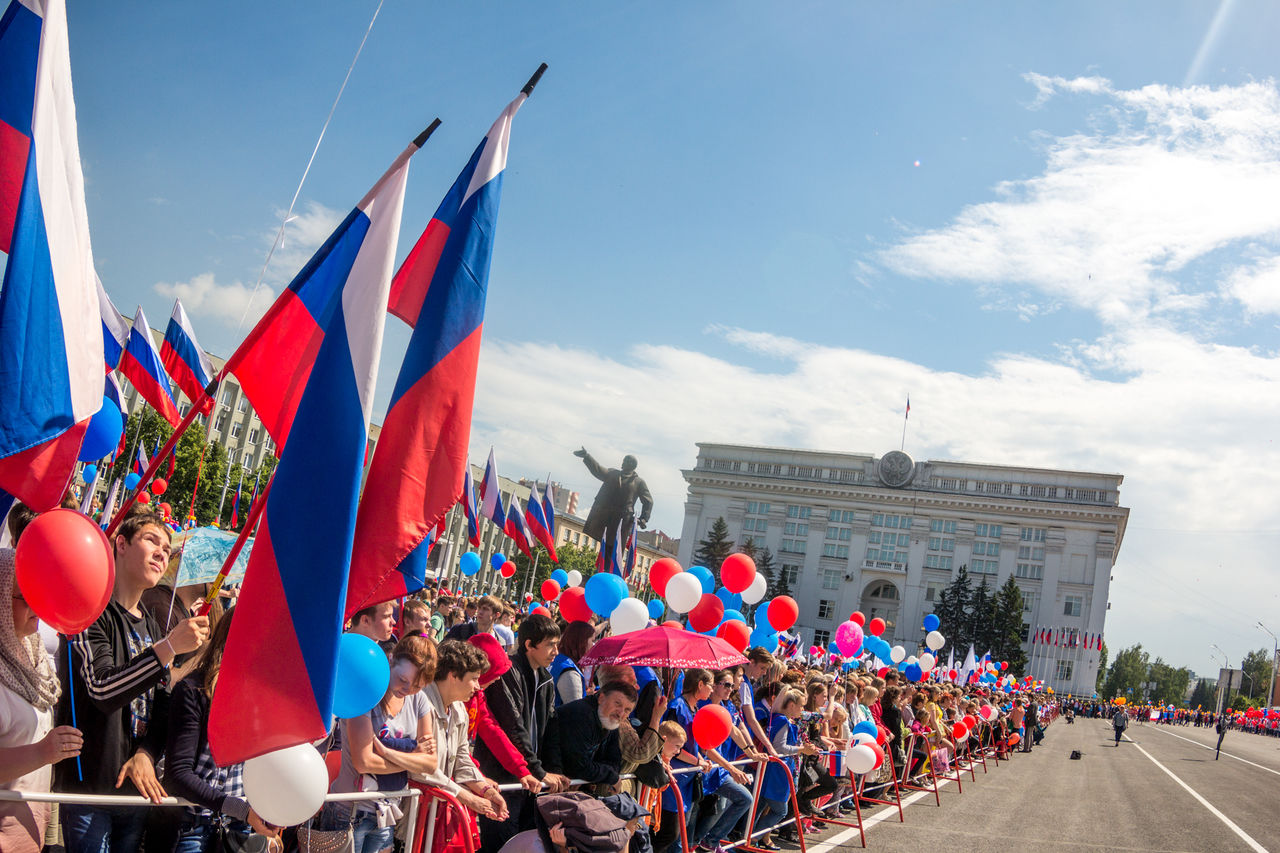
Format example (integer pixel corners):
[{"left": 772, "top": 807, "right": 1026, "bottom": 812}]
[
  {"left": 163, "top": 607, "right": 280, "bottom": 852},
  {"left": 331, "top": 634, "right": 438, "bottom": 853},
  {"left": 401, "top": 599, "right": 431, "bottom": 638},
  {"left": 550, "top": 621, "right": 595, "bottom": 707},
  {"left": 651, "top": 721, "right": 690, "bottom": 853},
  {"left": 691, "top": 671, "right": 757, "bottom": 853},
  {"left": 741, "top": 648, "right": 778, "bottom": 757},
  {"left": 0, "top": 548, "right": 82, "bottom": 853},
  {"left": 662, "top": 668, "right": 714, "bottom": 851},
  {"left": 594, "top": 664, "right": 665, "bottom": 786},
  {"left": 541, "top": 681, "right": 637, "bottom": 792},
  {"left": 757, "top": 690, "right": 819, "bottom": 849},
  {"left": 447, "top": 596, "right": 501, "bottom": 643},
  {"left": 349, "top": 602, "right": 397, "bottom": 645},
  {"left": 475, "top": 614, "right": 571, "bottom": 852},
  {"left": 430, "top": 596, "right": 454, "bottom": 643},
  {"left": 463, "top": 634, "right": 542, "bottom": 793},
  {"left": 493, "top": 608, "right": 517, "bottom": 652},
  {"left": 57, "top": 509, "right": 210, "bottom": 853}
]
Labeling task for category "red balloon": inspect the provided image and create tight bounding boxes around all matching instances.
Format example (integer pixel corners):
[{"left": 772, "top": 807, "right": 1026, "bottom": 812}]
[
  {"left": 649, "top": 557, "right": 682, "bottom": 597},
  {"left": 15, "top": 509, "right": 114, "bottom": 634},
  {"left": 716, "top": 619, "right": 750, "bottom": 653},
  {"left": 950, "top": 722, "right": 968, "bottom": 740},
  {"left": 1000, "top": 661, "right": 1009, "bottom": 671},
  {"left": 151, "top": 478, "right": 168, "bottom": 495},
  {"left": 540, "top": 579, "right": 562, "bottom": 601},
  {"left": 692, "top": 704, "right": 733, "bottom": 750},
  {"left": 867, "top": 617, "right": 885, "bottom": 636},
  {"left": 964, "top": 714, "right": 978, "bottom": 729},
  {"left": 866, "top": 741, "right": 885, "bottom": 769},
  {"left": 325, "top": 750, "right": 342, "bottom": 785},
  {"left": 1007, "top": 732, "right": 1021, "bottom": 746},
  {"left": 531, "top": 606, "right": 551, "bottom": 618},
  {"left": 876, "top": 666, "right": 890, "bottom": 679},
  {"left": 500, "top": 560, "right": 516, "bottom": 579},
  {"left": 559, "top": 587, "right": 593, "bottom": 623},
  {"left": 137, "top": 492, "right": 151, "bottom": 505},
  {"left": 689, "top": 594, "right": 725, "bottom": 633},
  {"left": 662, "top": 620, "right": 684, "bottom": 630},
  {"left": 850, "top": 611, "right": 865, "bottom": 626},
  {"left": 949, "top": 669, "right": 959, "bottom": 680},
  {"left": 525, "top": 593, "right": 534, "bottom": 602},
  {"left": 767, "top": 596, "right": 798, "bottom": 632},
  {"left": 158, "top": 502, "right": 172, "bottom": 516},
  {"left": 720, "top": 553, "right": 757, "bottom": 594}
]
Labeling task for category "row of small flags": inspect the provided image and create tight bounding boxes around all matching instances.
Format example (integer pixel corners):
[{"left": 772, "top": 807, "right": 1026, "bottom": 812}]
[
  {"left": 0, "top": 0, "right": 544, "bottom": 767},
  {"left": 1031, "top": 627, "right": 1103, "bottom": 650},
  {"left": 463, "top": 447, "right": 561, "bottom": 563}
]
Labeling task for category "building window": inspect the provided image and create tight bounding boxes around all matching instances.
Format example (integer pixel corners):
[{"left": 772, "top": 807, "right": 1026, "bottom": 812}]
[
  {"left": 822, "top": 569, "right": 841, "bottom": 589},
  {"left": 248, "top": 428, "right": 259, "bottom": 444},
  {"left": 231, "top": 424, "right": 242, "bottom": 439},
  {"left": 925, "top": 554, "right": 953, "bottom": 570},
  {"left": 818, "top": 600, "right": 834, "bottom": 620},
  {"left": 930, "top": 519, "right": 957, "bottom": 534},
  {"left": 215, "top": 413, "right": 228, "bottom": 433},
  {"left": 925, "top": 581, "right": 945, "bottom": 602},
  {"left": 745, "top": 501, "right": 770, "bottom": 515},
  {"left": 813, "top": 629, "right": 831, "bottom": 649},
  {"left": 179, "top": 403, "right": 190, "bottom": 417},
  {"left": 780, "top": 539, "right": 806, "bottom": 554},
  {"left": 228, "top": 450, "right": 238, "bottom": 464},
  {"left": 244, "top": 455, "right": 254, "bottom": 470},
  {"left": 1015, "top": 563, "right": 1043, "bottom": 580},
  {"left": 1056, "top": 659, "right": 1074, "bottom": 681},
  {"left": 1022, "top": 590, "right": 1039, "bottom": 613},
  {"left": 871, "top": 514, "right": 912, "bottom": 529},
  {"left": 1021, "top": 527, "right": 1046, "bottom": 543},
  {"left": 221, "top": 388, "right": 234, "bottom": 404},
  {"left": 787, "top": 506, "right": 811, "bottom": 520},
  {"left": 969, "top": 559, "right": 998, "bottom": 574},
  {"left": 1017, "top": 545, "right": 1045, "bottom": 561},
  {"left": 1064, "top": 595, "right": 1083, "bottom": 617},
  {"left": 784, "top": 522, "right": 808, "bottom": 536},
  {"left": 780, "top": 564, "right": 800, "bottom": 585}
]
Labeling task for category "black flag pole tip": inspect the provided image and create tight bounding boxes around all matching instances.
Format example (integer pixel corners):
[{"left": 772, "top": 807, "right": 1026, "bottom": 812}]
[
  {"left": 413, "top": 118, "right": 443, "bottom": 148},
  {"left": 522, "top": 63, "right": 549, "bottom": 97}
]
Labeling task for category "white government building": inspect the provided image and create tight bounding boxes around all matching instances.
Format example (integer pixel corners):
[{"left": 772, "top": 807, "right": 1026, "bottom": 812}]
[{"left": 677, "top": 443, "right": 1129, "bottom": 695}]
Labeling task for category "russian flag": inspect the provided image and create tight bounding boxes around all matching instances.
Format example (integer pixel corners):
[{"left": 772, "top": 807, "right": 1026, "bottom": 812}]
[
  {"left": 160, "top": 298, "right": 214, "bottom": 413},
  {"left": 610, "top": 518, "right": 626, "bottom": 577},
  {"left": 462, "top": 463, "right": 481, "bottom": 548},
  {"left": 209, "top": 135, "right": 415, "bottom": 765},
  {"left": 625, "top": 518, "right": 637, "bottom": 578},
  {"left": 503, "top": 494, "right": 534, "bottom": 559},
  {"left": 478, "top": 447, "right": 506, "bottom": 530},
  {"left": 524, "top": 481, "right": 558, "bottom": 562},
  {"left": 119, "top": 307, "right": 181, "bottom": 427},
  {"left": 230, "top": 477, "right": 241, "bottom": 530},
  {"left": 542, "top": 480, "right": 558, "bottom": 543},
  {"left": 97, "top": 276, "right": 128, "bottom": 373},
  {"left": 131, "top": 443, "right": 146, "bottom": 478},
  {"left": 0, "top": 0, "right": 103, "bottom": 512}
]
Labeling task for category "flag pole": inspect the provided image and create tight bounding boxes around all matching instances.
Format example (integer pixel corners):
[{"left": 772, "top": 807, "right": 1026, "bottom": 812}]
[
  {"left": 216, "top": 462, "right": 232, "bottom": 524},
  {"left": 197, "top": 476, "right": 273, "bottom": 616},
  {"left": 900, "top": 395, "right": 910, "bottom": 452}
]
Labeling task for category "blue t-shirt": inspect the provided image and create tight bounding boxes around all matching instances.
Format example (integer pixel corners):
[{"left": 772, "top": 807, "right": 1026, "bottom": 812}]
[{"left": 662, "top": 696, "right": 701, "bottom": 813}]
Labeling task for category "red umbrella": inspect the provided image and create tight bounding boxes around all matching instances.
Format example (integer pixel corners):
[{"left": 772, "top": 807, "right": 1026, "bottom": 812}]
[{"left": 579, "top": 624, "right": 748, "bottom": 670}]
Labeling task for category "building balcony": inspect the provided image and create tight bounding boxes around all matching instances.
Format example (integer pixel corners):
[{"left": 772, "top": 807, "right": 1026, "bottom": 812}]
[{"left": 862, "top": 559, "right": 906, "bottom": 573}]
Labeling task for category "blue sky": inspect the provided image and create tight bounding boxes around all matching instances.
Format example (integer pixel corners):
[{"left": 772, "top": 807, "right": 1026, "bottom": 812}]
[{"left": 34, "top": 0, "right": 1280, "bottom": 677}]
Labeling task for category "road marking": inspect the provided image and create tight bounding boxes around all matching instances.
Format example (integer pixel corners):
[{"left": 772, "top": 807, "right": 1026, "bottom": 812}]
[
  {"left": 1145, "top": 726, "right": 1280, "bottom": 778},
  {"left": 1125, "top": 736, "right": 1270, "bottom": 853},
  {"left": 805, "top": 780, "right": 953, "bottom": 852}
]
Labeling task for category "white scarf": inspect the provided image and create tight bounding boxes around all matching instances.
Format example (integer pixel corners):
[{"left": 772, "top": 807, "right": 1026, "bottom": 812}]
[{"left": 0, "top": 548, "right": 61, "bottom": 711}]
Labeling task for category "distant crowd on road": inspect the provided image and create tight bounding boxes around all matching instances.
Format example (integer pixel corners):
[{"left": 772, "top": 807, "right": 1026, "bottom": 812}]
[{"left": 1059, "top": 699, "right": 1280, "bottom": 738}]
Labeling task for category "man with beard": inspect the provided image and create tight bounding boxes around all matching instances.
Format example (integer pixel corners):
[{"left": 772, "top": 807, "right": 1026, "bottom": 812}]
[{"left": 540, "top": 682, "right": 638, "bottom": 794}]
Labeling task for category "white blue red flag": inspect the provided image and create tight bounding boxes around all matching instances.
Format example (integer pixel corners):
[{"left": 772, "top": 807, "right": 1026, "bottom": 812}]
[
  {"left": 97, "top": 276, "right": 128, "bottom": 373},
  {"left": 524, "top": 481, "right": 558, "bottom": 561},
  {"left": 119, "top": 307, "right": 181, "bottom": 427},
  {"left": 230, "top": 475, "right": 242, "bottom": 530},
  {"left": 160, "top": 298, "right": 214, "bottom": 412},
  {"left": 0, "top": 0, "right": 104, "bottom": 511},
  {"left": 132, "top": 443, "right": 146, "bottom": 478},
  {"left": 209, "top": 135, "right": 414, "bottom": 765},
  {"left": 541, "top": 480, "right": 558, "bottom": 542},
  {"left": 503, "top": 494, "right": 534, "bottom": 559},
  {"left": 625, "top": 518, "right": 637, "bottom": 578},
  {"left": 462, "top": 463, "right": 481, "bottom": 548},
  {"left": 479, "top": 447, "right": 506, "bottom": 530},
  {"left": 609, "top": 519, "right": 626, "bottom": 577}
]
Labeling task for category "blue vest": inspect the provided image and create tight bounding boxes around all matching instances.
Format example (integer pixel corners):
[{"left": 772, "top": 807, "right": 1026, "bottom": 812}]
[
  {"left": 549, "top": 654, "right": 583, "bottom": 708},
  {"left": 762, "top": 715, "right": 798, "bottom": 802}
]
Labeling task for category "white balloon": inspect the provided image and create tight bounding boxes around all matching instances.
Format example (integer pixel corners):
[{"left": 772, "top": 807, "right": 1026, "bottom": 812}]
[
  {"left": 925, "top": 630, "right": 945, "bottom": 651},
  {"left": 665, "top": 572, "right": 702, "bottom": 613},
  {"left": 889, "top": 645, "right": 906, "bottom": 664},
  {"left": 906, "top": 655, "right": 918, "bottom": 665},
  {"left": 918, "top": 652, "right": 936, "bottom": 671},
  {"left": 610, "top": 597, "right": 649, "bottom": 634},
  {"left": 742, "top": 572, "right": 768, "bottom": 605},
  {"left": 845, "top": 743, "right": 878, "bottom": 775},
  {"left": 244, "top": 744, "right": 329, "bottom": 827},
  {"left": 566, "top": 570, "right": 583, "bottom": 588},
  {"left": 851, "top": 731, "right": 877, "bottom": 748}
]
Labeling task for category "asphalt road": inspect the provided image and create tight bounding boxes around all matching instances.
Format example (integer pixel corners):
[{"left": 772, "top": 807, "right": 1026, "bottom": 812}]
[{"left": 785, "top": 717, "right": 1280, "bottom": 853}]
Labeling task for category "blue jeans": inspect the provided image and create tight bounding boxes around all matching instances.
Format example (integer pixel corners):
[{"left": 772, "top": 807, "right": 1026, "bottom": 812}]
[
  {"left": 352, "top": 812, "right": 394, "bottom": 853},
  {"left": 173, "top": 821, "right": 215, "bottom": 853},
  {"left": 696, "top": 780, "right": 753, "bottom": 846},
  {"left": 61, "top": 804, "right": 147, "bottom": 853},
  {"left": 754, "top": 798, "right": 789, "bottom": 834}
]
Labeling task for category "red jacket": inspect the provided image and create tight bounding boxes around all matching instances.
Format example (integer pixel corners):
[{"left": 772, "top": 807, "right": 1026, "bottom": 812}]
[{"left": 466, "top": 688, "right": 530, "bottom": 778}]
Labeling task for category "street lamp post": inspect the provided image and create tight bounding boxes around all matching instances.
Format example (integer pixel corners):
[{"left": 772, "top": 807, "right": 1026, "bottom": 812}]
[
  {"left": 1258, "top": 622, "right": 1278, "bottom": 709},
  {"left": 1211, "top": 644, "right": 1232, "bottom": 714}
]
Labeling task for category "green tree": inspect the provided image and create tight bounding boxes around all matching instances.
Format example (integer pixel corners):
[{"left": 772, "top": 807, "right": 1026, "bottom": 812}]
[
  {"left": 511, "top": 544, "right": 555, "bottom": 601},
  {"left": 739, "top": 537, "right": 759, "bottom": 562},
  {"left": 935, "top": 565, "right": 973, "bottom": 654},
  {"left": 1102, "top": 644, "right": 1150, "bottom": 701},
  {"left": 773, "top": 558, "right": 793, "bottom": 600},
  {"left": 968, "top": 576, "right": 994, "bottom": 654},
  {"left": 989, "top": 575, "right": 1027, "bottom": 675},
  {"left": 1147, "top": 658, "right": 1192, "bottom": 707},
  {"left": 1096, "top": 641, "right": 1109, "bottom": 693},
  {"left": 1241, "top": 648, "right": 1271, "bottom": 703},
  {"left": 693, "top": 517, "right": 733, "bottom": 573},
  {"left": 1188, "top": 679, "right": 1215, "bottom": 711}
]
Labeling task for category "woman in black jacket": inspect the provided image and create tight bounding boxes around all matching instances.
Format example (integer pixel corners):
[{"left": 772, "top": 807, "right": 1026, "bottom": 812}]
[
  {"left": 164, "top": 608, "right": 280, "bottom": 852},
  {"left": 879, "top": 687, "right": 904, "bottom": 777}
]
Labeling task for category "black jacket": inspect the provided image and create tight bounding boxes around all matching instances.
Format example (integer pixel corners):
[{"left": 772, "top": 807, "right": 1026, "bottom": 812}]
[
  {"left": 163, "top": 674, "right": 251, "bottom": 822},
  {"left": 56, "top": 600, "right": 169, "bottom": 794},
  {"left": 474, "top": 650, "right": 555, "bottom": 783},
  {"left": 541, "top": 695, "right": 622, "bottom": 786}
]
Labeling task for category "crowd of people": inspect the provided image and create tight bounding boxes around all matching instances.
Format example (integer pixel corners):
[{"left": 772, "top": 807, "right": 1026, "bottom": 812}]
[{"left": 2, "top": 503, "right": 1066, "bottom": 853}]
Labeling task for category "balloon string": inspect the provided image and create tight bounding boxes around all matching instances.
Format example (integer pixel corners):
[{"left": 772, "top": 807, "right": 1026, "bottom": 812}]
[{"left": 66, "top": 642, "right": 83, "bottom": 781}]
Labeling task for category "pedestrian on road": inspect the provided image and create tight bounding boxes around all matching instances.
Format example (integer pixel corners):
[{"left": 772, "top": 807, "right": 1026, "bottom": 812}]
[
  {"left": 1112, "top": 707, "right": 1128, "bottom": 746},
  {"left": 1214, "top": 714, "right": 1227, "bottom": 760}
]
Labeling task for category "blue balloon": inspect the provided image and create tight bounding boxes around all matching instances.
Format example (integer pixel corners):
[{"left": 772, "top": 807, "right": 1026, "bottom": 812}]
[
  {"left": 721, "top": 609, "right": 745, "bottom": 626},
  {"left": 491, "top": 552, "right": 507, "bottom": 571},
  {"left": 460, "top": 552, "right": 482, "bottom": 576},
  {"left": 688, "top": 565, "right": 715, "bottom": 594},
  {"left": 529, "top": 601, "right": 541, "bottom": 613},
  {"left": 550, "top": 569, "right": 569, "bottom": 587},
  {"left": 585, "top": 572, "right": 626, "bottom": 617},
  {"left": 749, "top": 625, "right": 778, "bottom": 651},
  {"left": 79, "top": 397, "right": 123, "bottom": 462},
  {"left": 332, "top": 633, "right": 390, "bottom": 719},
  {"left": 905, "top": 663, "right": 923, "bottom": 682},
  {"left": 828, "top": 642, "right": 841, "bottom": 655},
  {"left": 853, "top": 721, "right": 878, "bottom": 738},
  {"left": 923, "top": 613, "right": 940, "bottom": 632},
  {"left": 648, "top": 599, "right": 666, "bottom": 621},
  {"left": 81, "top": 464, "right": 98, "bottom": 485},
  {"left": 715, "top": 587, "right": 743, "bottom": 612},
  {"left": 124, "top": 472, "right": 141, "bottom": 491}
]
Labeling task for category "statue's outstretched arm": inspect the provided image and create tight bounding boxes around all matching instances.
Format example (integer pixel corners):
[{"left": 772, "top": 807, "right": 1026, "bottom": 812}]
[{"left": 575, "top": 447, "right": 606, "bottom": 481}]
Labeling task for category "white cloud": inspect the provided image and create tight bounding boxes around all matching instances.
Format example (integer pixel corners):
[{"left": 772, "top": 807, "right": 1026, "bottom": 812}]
[
  {"left": 153, "top": 272, "right": 274, "bottom": 328},
  {"left": 262, "top": 201, "right": 345, "bottom": 288},
  {"left": 880, "top": 76, "right": 1280, "bottom": 327},
  {"left": 1224, "top": 254, "right": 1280, "bottom": 315}
]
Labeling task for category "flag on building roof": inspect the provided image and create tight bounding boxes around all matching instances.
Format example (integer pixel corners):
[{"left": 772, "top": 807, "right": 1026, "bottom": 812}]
[
  {"left": 503, "top": 494, "right": 534, "bottom": 559},
  {"left": 524, "top": 481, "right": 558, "bottom": 562},
  {"left": 98, "top": 277, "right": 128, "bottom": 373},
  {"left": 0, "top": 0, "right": 104, "bottom": 511},
  {"left": 209, "top": 134, "right": 415, "bottom": 765},
  {"left": 119, "top": 307, "right": 181, "bottom": 427},
  {"left": 478, "top": 447, "right": 506, "bottom": 530},
  {"left": 161, "top": 298, "right": 215, "bottom": 412},
  {"left": 462, "top": 463, "right": 480, "bottom": 548}
]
